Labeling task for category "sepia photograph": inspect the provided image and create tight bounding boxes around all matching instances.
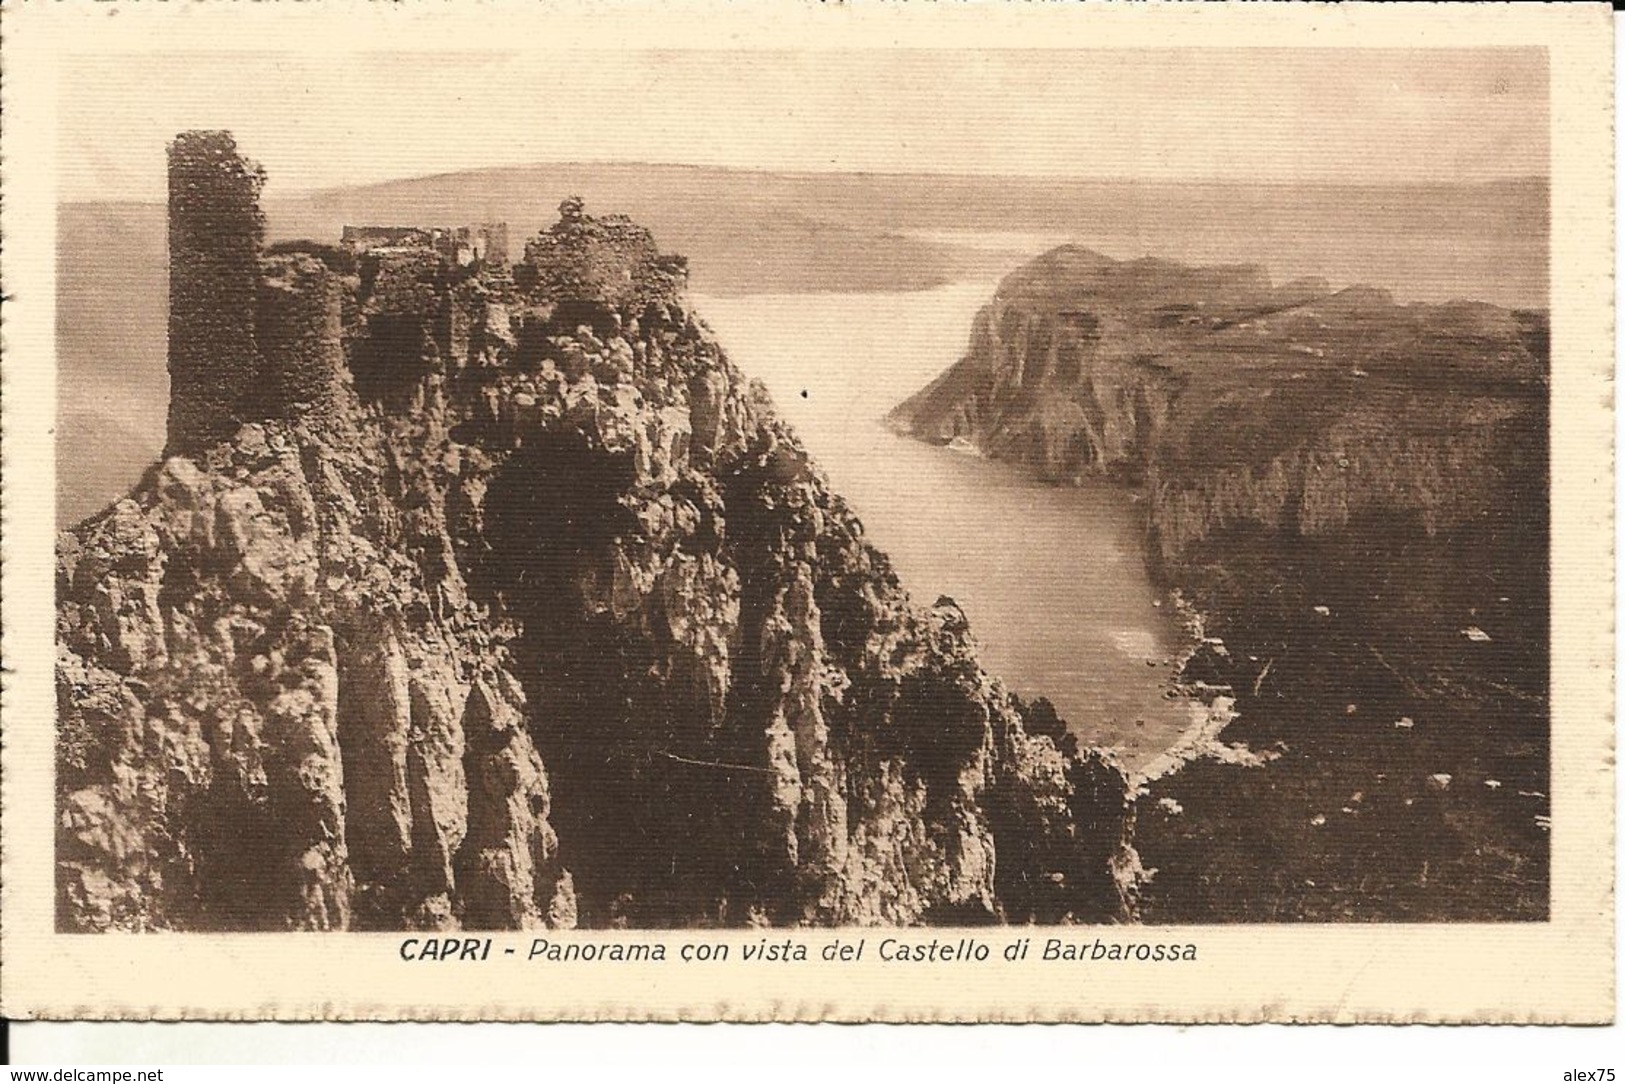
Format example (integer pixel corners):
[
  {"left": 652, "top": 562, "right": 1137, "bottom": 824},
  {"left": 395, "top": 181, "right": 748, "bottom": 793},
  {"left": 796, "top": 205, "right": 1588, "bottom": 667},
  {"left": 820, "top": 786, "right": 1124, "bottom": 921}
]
[
  {"left": 51, "top": 46, "right": 1553, "bottom": 933},
  {"left": 1, "top": 0, "right": 1613, "bottom": 1036}
]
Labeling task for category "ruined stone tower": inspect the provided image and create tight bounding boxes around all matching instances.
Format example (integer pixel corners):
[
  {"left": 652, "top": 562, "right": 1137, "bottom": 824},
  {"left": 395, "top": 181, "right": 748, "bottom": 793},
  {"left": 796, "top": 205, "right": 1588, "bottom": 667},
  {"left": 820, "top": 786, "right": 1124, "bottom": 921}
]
[
  {"left": 166, "top": 130, "right": 266, "bottom": 454},
  {"left": 255, "top": 254, "right": 346, "bottom": 427},
  {"left": 168, "top": 131, "right": 353, "bottom": 450}
]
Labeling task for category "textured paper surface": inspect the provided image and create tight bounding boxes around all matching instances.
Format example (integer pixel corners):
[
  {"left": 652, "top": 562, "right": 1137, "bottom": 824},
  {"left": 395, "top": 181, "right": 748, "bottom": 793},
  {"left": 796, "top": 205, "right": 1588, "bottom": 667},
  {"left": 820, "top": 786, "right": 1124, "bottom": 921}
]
[{"left": 1, "top": 1, "right": 1614, "bottom": 1022}]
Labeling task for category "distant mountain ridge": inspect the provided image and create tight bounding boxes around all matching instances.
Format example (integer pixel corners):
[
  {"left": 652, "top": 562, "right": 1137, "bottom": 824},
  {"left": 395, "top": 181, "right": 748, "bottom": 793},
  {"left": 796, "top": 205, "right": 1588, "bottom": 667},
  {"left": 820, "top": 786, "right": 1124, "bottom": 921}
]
[
  {"left": 57, "top": 163, "right": 1547, "bottom": 525},
  {"left": 66, "top": 161, "right": 1549, "bottom": 302}
]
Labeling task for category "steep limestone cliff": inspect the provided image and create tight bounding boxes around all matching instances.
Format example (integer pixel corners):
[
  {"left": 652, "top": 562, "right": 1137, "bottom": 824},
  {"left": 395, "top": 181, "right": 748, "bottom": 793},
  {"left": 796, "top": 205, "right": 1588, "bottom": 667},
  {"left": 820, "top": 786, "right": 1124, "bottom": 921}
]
[
  {"left": 891, "top": 246, "right": 1545, "bottom": 555},
  {"left": 56, "top": 134, "right": 1135, "bottom": 932},
  {"left": 891, "top": 245, "right": 1550, "bottom": 921}
]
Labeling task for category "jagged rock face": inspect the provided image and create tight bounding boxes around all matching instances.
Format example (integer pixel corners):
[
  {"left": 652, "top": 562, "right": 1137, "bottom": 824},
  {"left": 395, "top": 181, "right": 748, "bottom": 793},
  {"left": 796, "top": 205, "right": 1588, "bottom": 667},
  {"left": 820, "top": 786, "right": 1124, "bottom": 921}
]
[
  {"left": 57, "top": 414, "right": 569, "bottom": 932},
  {"left": 889, "top": 245, "right": 1548, "bottom": 563},
  {"left": 889, "top": 246, "right": 1550, "bottom": 923},
  {"left": 57, "top": 184, "right": 1133, "bottom": 931}
]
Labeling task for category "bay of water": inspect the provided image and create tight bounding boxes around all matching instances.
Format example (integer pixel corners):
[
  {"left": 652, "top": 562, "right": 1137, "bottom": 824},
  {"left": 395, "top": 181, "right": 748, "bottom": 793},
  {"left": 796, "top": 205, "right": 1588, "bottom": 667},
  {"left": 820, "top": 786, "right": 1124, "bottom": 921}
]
[{"left": 695, "top": 283, "right": 1199, "bottom": 769}]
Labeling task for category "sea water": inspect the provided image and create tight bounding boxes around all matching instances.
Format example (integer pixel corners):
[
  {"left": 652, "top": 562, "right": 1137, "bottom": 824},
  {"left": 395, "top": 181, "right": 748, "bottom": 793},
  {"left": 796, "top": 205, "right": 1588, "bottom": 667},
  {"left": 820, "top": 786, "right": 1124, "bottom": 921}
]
[{"left": 695, "top": 283, "right": 1197, "bottom": 768}]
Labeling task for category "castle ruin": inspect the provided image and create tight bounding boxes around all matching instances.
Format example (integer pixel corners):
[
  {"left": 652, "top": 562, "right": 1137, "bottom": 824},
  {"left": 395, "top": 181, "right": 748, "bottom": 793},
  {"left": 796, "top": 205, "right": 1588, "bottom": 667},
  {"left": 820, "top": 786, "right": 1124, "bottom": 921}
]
[
  {"left": 164, "top": 130, "right": 700, "bottom": 457},
  {"left": 166, "top": 131, "right": 266, "bottom": 453},
  {"left": 166, "top": 132, "right": 356, "bottom": 451},
  {"left": 342, "top": 223, "right": 509, "bottom": 268},
  {"left": 165, "top": 132, "right": 522, "bottom": 448}
]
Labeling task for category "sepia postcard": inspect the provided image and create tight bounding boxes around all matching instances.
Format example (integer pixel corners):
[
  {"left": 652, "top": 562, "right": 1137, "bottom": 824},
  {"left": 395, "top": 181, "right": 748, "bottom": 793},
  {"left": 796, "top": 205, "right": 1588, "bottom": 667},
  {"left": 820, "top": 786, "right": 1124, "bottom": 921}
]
[{"left": 0, "top": 1, "right": 1614, "bottom": 1023}]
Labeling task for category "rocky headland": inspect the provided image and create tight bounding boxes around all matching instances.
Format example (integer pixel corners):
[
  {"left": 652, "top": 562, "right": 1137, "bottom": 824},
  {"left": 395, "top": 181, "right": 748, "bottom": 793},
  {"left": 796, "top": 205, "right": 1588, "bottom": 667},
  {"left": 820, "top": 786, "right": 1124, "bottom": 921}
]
[
  {"left": 890, "top": 245, "right": 1550, "bottom": 921},
  {"left": 55, "top": 133, "right": 1138, "bottom": 932}
]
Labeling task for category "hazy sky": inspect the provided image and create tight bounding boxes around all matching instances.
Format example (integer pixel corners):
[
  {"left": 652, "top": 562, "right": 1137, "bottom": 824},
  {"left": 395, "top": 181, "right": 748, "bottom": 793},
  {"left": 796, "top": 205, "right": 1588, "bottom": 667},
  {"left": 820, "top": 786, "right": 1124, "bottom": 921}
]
[{"left": 60, "top": 48, "right": 1548, "bottom": 202}]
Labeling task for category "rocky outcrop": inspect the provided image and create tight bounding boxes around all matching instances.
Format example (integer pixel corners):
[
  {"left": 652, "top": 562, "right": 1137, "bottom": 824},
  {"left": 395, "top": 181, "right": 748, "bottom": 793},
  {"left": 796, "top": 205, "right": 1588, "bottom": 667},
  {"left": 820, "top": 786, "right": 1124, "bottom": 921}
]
[
  {"left": 56, "top": 137, "right": 1135, "bottom": 932},
  {"left": 891, "top": 246, "right": 1550, "bottom": 922},
  {"left": 890, "top": 246, "right": 1547, "bottom": 560}
]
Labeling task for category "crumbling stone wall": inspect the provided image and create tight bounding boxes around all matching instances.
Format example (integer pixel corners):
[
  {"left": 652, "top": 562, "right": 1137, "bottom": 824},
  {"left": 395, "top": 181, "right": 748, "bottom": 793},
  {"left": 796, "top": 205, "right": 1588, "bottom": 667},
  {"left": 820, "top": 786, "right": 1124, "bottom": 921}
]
[
  {"left": 342, "top": 226, "right": 438, "bottom": 253},
  {"left": 166, "top": 131, "right": 266, "bottom": 453},
  {"left": 353, "top": 248, "right": 451, "bottom": 402},
  {"left": 255, "top": 254, "right": 347, "bottom": 429},
  {"left": 344, "top": 223, "right": 509, "bottom": 268},
  {"left": 457, "top": 223, "right": 509, "bottom": 267},
  {"left": 518, "top": 198, "right": 684, "bottom": 312}
]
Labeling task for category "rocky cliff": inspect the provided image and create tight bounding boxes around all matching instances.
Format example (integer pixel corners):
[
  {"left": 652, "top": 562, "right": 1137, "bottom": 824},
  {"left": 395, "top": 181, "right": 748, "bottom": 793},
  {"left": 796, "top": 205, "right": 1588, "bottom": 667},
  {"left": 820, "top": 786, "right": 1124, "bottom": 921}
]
[
  {"left": 891, "top": 246, "right": 1545, "bottom": 552},
  {"left": 56, "top": 133, "right": 1135, "bottom": 932},
  {"left": 891, "top": 245, "right": 1550, "bottom": 921}
]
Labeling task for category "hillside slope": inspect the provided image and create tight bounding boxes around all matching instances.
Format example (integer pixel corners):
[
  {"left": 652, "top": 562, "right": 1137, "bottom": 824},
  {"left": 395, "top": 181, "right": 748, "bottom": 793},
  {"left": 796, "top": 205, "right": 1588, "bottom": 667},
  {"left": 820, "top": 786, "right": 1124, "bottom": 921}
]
[{"left": 56, "top": 136, "right": 1134, "bottom": 932}]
